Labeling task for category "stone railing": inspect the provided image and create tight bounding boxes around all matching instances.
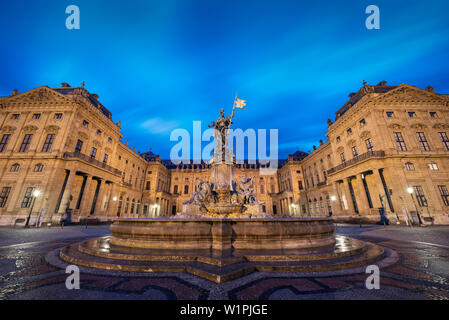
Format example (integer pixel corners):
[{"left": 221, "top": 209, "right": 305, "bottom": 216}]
[
  {"left": 63, "top": 152, "right": 122, "bottom": 175},
  {"left": 327, "top": 151, "right": 385, "bottom": 175}
]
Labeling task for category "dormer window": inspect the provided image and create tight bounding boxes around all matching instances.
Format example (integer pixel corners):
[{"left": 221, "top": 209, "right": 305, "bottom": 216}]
[
  {"left": 386, "top": 112, "right": 394, "bottom": 118},
  {"left": 82, "top": 120, "right": 89, "bottom": 127},
  {"left": 408, "top": 112, "right": 416, "bottom": 118},
  {"left": 347, "top": 128, "right": 352, "bottom": 135},
  {"left": 360, "top": 119, "right": 366, "bottom": 126},
  {"left": 96, "top": 129, "right": 102, "bottom": 136},
  {"left": 429, "top": 112, "right": 437, "bottom": 118},
  {"left": 55, "top": 113, "right": 63, "bottom": 119}
]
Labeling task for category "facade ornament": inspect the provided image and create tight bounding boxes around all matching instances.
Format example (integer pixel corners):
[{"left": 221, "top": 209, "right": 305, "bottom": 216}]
[
  {"left": 44, "top": 125, "right": 60, "bottom": 134},
  {"left": 23, "top": 125, "right": 38, "bottom": 133},
  {"left": 361, "top": 80, "right": 375, "bottom": 95}
]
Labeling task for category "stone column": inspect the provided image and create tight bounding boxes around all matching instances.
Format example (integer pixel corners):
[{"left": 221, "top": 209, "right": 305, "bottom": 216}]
[
  {"left": 342, "top": 178, "right": 355, "bottom": 214},
  {"left": 355, "top": 174, "right": 369, "bottom": 215},
  {"left": 58, "top": 170, "right": 77, "bottom": 214},
  {"left": 93, "top": 179, "right": 107, "bottom": 216},
  {"left": 332, "top": 182, "right": 343, "bottom": 215},
  {"left": 372, "top": 169, "right": 387, "bottom": 210},
  {"left": 79, "top": 175, "right": 93, "bottom": 217}
]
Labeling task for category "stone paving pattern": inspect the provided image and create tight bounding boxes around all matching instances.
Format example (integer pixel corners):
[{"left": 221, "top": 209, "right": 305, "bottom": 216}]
[{"left": 0, "top": 224, "right": 448, "bottom": 300}]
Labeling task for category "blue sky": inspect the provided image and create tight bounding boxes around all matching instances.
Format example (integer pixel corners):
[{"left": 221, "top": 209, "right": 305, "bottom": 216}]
[{"left": 1, "top": 0, "right": 449, "bottom": 159}]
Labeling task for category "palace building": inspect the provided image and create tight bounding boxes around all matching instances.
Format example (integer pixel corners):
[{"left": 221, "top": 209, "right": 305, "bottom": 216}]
[{"left": 0, "top": 81, "right": 448, "bottom": 226}]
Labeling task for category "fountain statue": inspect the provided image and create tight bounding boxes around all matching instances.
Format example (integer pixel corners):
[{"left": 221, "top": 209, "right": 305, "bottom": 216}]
[
  {"left": 57, "top": 98, "right": 388, "bottom": 284},
  {"left": 179, "top": 105, "right": 266, "bottom": 219}
]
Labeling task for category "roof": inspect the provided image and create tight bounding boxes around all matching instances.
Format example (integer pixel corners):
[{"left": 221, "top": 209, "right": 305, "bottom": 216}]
[{"left": 52, "top": 83, "right": 112, "bottom": 119}]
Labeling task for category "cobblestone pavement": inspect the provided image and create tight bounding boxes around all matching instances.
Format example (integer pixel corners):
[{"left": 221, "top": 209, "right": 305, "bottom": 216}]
[{"left": 0, "top": 224, "right": 448, "bottom": 300}]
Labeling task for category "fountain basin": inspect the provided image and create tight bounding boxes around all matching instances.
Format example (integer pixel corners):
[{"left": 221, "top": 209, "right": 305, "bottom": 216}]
[{"left": 109, "top": 217, "right": 335, "bottom": 251}]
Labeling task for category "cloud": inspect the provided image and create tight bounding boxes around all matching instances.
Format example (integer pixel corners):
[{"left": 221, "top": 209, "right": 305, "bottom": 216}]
[{"left": 141, "top": 118, "right": 179, "bottom": 134}]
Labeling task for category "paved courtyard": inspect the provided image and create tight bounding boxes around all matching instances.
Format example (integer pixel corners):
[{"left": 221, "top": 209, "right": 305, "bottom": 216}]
[{"left": 0, "top": 224, "right": 448, "bottom": 300}]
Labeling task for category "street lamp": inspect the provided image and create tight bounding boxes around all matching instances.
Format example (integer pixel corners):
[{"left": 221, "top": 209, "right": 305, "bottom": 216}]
[
  {"left": 330, "top": 196, "right": 337, "bottom": 201},
  {"left": 25, "top": 189, "right": 40, "bottom": 228}
]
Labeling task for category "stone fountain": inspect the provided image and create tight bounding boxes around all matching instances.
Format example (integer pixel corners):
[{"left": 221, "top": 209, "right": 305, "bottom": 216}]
[{"left": 57, "top": 103, "right": 389, "bottom": 283}]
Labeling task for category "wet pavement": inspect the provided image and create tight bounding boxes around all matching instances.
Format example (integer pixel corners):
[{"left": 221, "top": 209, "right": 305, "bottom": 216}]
[{"left": 0, "top": 224, "right": 448, "bottom": 300}]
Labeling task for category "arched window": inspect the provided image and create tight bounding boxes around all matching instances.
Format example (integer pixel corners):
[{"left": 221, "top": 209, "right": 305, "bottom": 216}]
[
  {"left": 10, "top": 163, "right": 20, "bottom": 172},
  {"left": 34, "top": 163, "right": 44, "bottom": 172},
  {"left": 131, "top": 199, "right": 135, "bottom": 214},
  {"left": 124, "top": 197, "right": 129, "bottom": 214},
  {"left": 117, "top": 196, "right": 123, "bottom": 217}
]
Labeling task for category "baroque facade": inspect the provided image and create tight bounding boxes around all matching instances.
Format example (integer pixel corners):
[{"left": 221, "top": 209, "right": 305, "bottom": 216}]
[{"left": 0, "top": 81, "right": 448, "bottom": 226}]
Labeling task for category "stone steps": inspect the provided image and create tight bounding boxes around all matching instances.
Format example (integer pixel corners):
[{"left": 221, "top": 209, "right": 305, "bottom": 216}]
[{"left": 59, "top": 236, "right": 385, "bottom": 283}]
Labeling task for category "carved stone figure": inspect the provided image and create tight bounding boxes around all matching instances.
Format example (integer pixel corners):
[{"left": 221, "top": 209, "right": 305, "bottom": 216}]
[
  {"left": 183, "top": 178, "right": 212, "bottom": 206},
  {"left": 236, "top": 176, "right": 263, "bottom": 205},
  {"left": 208, "top": 108, "right": 235, "bottom": 161}
]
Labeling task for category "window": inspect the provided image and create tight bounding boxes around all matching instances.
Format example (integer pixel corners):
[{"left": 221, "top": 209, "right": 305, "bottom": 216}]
[
  {"left": 429, "top": 112, "right": 437, "bottom": 118},
  {"left": 21, "top": 187, "right": 34, "bottom": 208},
  {"left": 394, "top": 132, "right": 407, "bottom": 151},
  {"left": 0, "top": 134, "right": 11, "bottom": 152},
  {"left": 118, "top": 155, "right": 122, "bottom": 160},
  {"left": 33, "top": 113, "right": 41, "bottom": 119},
  {"left": 352, "top": 146, "right": 358, "bottom": 157},
  {"left": 271, "top": 184, "right": 275, "bottom": 193},
  {"left": 184, "top": 185, "right": 189, "bottom": 194},
  {"left": 173, "top": 185, "right": 178, "bottom": 194},
  {"left": 10, "top": 163, "right": 20, "bottom": 172},
  {"left": 386, "top": 112, "right": 394, "bottom": 118},
  {"left": 108, "top": 137, "right": 112, "bottom": 143},
  {"left": 19, "top": 134, "right": 33, "bottom": 152},
  {"left": 347, "top": 128, "right": 352, "bottom": 135},
  {"left": 428, "top": 162, "right": 439, "bottom": 171},
  {"left": 365, "top": 138, "right": 374, "bottom": 152},
  {"left": 96, "top": 129, "right": 102, "bottom": 136},
  {"left": 0, "top": 187, "right": 11, "bottom": 208},
  {"left": 405, "top": 162, "right": 415, "bottom": 171},
  {"left": 103, "top": 154, "right": 108, "bottom": 164},
  {"left": 55, "top": 113, "right": 63, "bottom": 119},
  {"left": 34, "top": 163, "right": 44, "bottom": 172},
  {"left": 42, "top": 134, "right": 55, "bottom": 152},
  {"left": 260, "top": 185, "right": 265, "bottom": 194},
  {"left": 413, "top": 186, "right": 428, "bottom": 207},
  {"left": 90, "top": 147, "right": 97, "bottom": 159},
  {"left": 408, "top": 112, "right": 416, "bottom": 118},
  {"left": 75, "top": 140, "right": 83, "bottom": 153},
  {"left": 439, "top": 132, "right": 449, "bottom": 151},
  {"left": 417, "top": 132, "right": 430, "bottom": 151},
  {"left": 438, "top": 185, "right": 449, "bottom": 206},
  {"left": 298, "top": 181, "right": 303, "bottom": 190},
  {"left": 12, "top": 114, "right": 20, "bottom": 120},
  {"left": 340, "top": 152, "right": 346, "bottom": 163},
  {"left": 82, "top": 120, "right": 89, "bottom": 127},
  {"left": 131, "top": 199, "right": 135, "bottom": 214},
  {"left": 360, "top": 119, "right": 366, "bottom": 126},
  {"left": 336, "top": 136, "right": 341, "bottom": 142}
]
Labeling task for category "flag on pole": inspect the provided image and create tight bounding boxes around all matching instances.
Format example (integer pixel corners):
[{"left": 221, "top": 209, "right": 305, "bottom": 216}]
[{"left": 234, "top": 98, "right": 247, "bottom": 109}]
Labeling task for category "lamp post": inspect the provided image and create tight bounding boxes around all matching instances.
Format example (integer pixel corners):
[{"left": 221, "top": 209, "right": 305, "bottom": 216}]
[{"left": 25, "top": 189, "right": 40, "bottom": 228}]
